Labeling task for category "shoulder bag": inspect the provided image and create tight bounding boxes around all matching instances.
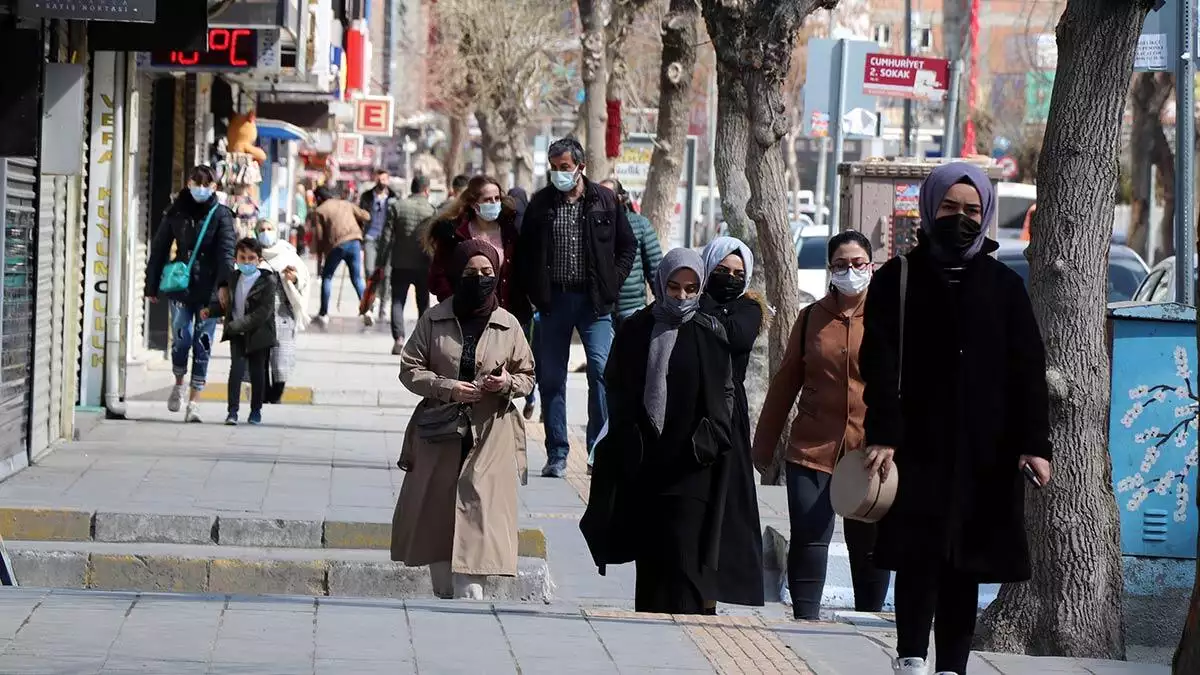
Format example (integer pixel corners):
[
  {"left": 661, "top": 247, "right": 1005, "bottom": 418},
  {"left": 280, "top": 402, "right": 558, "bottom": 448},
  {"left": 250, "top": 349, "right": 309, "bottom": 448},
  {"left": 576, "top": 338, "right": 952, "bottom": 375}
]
[
  {"left": 414, "top": 400, "right": 470, "bottom": 443},
  {"left": 159, "top": 205, "right": 219, "bottom": 295},
  {"left": 831, "top": 255, "right": 905, "bottom": 523}
]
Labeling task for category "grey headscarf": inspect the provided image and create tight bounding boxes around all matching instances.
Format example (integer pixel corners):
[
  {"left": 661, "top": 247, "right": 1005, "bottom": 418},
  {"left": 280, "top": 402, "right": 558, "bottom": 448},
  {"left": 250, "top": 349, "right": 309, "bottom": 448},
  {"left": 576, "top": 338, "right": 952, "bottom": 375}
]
[
  {"left": 918, "top": 161, "right": 997, "bottom": 261},
  {"left": 645, "top": 247, "right": 706, "bottom": 433},
  {"left": 700, "top": 235, "right": 754, "bottom": 296}
]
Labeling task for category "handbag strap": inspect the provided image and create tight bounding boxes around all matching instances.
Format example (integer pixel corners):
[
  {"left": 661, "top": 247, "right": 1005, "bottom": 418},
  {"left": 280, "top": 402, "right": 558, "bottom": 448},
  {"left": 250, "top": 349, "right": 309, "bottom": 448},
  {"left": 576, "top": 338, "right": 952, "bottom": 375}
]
[
  {"left": 797, "top": 304, "right": 813, "bottom": 360},
  {"left": 184, "top": 205, "right": 219, "bottom": 275},
  {"left": 898, "top": 254, "right": 908, "bottom": 396}
]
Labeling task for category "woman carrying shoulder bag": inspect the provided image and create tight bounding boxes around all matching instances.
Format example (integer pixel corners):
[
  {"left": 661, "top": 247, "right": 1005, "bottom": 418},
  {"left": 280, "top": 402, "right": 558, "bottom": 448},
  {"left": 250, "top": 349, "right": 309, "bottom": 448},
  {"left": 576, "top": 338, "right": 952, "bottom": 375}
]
[
  {"left": 752, "top": 230, "right": 892, "bottom": 621},
  {"left": 390, "top": 240, "right": 536, "bottom": 601}
]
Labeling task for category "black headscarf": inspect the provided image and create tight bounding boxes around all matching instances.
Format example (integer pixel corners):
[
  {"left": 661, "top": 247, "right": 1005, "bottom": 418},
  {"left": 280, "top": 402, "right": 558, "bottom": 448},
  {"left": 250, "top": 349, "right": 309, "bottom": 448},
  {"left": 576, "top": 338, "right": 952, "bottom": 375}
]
[{"left": 450, "top": 240, "right": 501, "bottom": 324}]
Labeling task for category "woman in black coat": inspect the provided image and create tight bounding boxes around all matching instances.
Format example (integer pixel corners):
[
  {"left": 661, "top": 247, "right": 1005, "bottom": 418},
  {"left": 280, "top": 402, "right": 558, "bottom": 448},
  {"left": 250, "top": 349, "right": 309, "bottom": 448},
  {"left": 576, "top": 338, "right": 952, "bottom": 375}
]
[
  {"left": 859, "top": 162, "right": 1052, "bottom": 675},
  {"left": 580, "top": 247, "right": 735, "bottom": 615},
  {"left": 699, "top": 236, "right": 765, "bottom": 607}
]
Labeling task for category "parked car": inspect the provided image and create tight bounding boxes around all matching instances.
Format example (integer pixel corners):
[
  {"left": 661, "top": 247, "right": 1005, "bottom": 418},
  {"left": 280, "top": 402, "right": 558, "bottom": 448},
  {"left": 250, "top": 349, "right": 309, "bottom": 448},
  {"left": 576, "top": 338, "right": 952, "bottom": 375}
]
[
  {"left": 995, "top": 239, "right": 1149, "bottom": 303},
  {"left": 795, "top": 225, "right": 830, "bottom": 302},
  {"left": 997, "top": 181, "right": 1037, "bottom": 240},
  {"left": 1132, "top": 255, "right": 1199, "bottom": 303}
]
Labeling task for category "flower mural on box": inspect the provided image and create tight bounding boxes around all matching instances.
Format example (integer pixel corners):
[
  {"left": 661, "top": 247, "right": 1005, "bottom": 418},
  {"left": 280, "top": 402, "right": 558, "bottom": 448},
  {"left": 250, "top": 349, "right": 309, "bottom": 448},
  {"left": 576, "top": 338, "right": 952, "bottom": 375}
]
[{"left": 1118, "top": 346, "right": 1200, "bottom": 522}]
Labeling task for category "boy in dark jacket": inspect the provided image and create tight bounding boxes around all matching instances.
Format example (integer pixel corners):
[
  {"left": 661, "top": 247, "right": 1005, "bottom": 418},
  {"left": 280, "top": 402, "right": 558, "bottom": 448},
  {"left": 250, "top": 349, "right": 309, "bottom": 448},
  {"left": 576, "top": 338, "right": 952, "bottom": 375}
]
[{"left": 202, "top": 238, "right": 278, "bottom": 426}]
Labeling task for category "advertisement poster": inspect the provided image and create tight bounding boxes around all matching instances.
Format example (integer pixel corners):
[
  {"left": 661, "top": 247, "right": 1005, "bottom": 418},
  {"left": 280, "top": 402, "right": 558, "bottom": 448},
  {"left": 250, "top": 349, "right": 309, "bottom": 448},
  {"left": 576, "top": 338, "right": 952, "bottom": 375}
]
[
  {"left": 894, "top": 184, "right": 920, "bottom": 218},
  {"left": 612, "top": 134, "right": 697, "bottom": 249},
  {"left": 80, "top": 52, "right": 116, "bottom": 407}
]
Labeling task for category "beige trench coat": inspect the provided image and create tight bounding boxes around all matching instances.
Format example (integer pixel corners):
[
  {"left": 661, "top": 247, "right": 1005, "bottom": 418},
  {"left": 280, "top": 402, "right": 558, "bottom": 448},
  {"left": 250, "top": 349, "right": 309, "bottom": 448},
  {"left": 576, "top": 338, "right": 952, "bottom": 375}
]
[{"left": 390, "top": 300, "right": 535, "bottom": 576}]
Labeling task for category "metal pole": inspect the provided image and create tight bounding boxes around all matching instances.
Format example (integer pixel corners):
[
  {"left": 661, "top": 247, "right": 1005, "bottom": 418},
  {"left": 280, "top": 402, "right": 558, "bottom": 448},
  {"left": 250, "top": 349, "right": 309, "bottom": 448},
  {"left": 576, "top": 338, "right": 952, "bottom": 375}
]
[
  {"left": 902, "top": 0, "right": 914, "bottom": 156},
  {"left": 706, "top": 68, "right": 718, "bottom": 233},
  {"left": 1176, "top": 0, "right": 1195, "bottom": 305},
  {"left": 1148, "top": 169, "right": 1158, "bottom": 267},
  {"left": 828, "top": 39, "right": 849, "bottom": 233},
  {"left": 943, "top": 61, "right": 963, "bottom": 158},
  {"left": 814, "top": 137, "right": 829, "bottom": 229}
]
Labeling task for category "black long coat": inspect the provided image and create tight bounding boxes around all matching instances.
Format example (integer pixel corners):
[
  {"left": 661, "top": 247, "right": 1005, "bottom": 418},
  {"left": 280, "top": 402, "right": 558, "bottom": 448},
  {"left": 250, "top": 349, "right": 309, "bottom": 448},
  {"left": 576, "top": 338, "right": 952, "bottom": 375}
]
[
  {"left": 860, "top": 239, "right": 1051, "bottom": 583},
  {"left": 580, "top": 306, "right": 735, "bottom": 581},
  {"left": 210, "top": 270, "right": 279, "bottom": 355},
  {"left": 702, "top": 293, "right": 766, "bottom": 606},
  {"left": 145, "top": 190, "right": 237, "bottom": 307}
]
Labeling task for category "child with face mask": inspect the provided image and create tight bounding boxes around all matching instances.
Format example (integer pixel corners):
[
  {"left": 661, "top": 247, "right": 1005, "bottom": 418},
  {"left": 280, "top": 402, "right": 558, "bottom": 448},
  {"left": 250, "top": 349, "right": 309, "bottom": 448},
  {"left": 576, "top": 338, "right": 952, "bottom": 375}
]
[
  {"left": 751, "top": 230, "right": 892, "bottom": 621},
  {"left": 202, "top": 237, "right": 278, "bottom": 425}
]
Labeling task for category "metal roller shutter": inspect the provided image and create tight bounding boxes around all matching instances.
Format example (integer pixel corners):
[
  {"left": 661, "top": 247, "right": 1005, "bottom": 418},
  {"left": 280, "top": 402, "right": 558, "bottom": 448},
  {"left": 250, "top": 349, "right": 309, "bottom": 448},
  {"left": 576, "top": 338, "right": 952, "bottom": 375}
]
[
  {"left": 0, "top": 158, "right": 38, "bottom": 476},
  {"left": 30, "top": 171, "right": 63, "bottom": 459},
  {"left": 129, "top": 72, "right": 154, "bottom": 355}
]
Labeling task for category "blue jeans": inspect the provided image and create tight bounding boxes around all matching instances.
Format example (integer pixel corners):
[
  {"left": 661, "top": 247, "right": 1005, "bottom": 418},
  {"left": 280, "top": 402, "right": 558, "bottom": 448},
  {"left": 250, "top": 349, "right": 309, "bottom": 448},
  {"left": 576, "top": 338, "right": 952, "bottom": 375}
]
[
  {"left": 319, "top": 239, "right": 366, "bottom": 316},
  {"left": 538, "top": 290, "right": 613, "bottom": 465},
  {"left": 171, "top": 301, "right": 219, "bottom": 391}
]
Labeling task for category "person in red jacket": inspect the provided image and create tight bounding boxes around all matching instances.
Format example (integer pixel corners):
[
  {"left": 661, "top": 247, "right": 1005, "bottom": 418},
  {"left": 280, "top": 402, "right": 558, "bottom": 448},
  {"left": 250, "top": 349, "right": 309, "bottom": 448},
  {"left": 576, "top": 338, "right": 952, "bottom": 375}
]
[{"left": 423, "top": 174, "right": 531, "bottom": 323}]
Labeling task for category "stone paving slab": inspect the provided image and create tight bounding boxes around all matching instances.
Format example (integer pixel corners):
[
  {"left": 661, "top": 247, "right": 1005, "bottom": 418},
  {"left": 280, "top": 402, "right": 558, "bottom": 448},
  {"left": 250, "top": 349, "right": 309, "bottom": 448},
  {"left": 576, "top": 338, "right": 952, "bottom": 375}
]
[
  {"left": 0, "top": 589, "right": 1170, "bottom": 674},
  {"left": 6, "top": 542, "right": 553, "bottom": 602}
]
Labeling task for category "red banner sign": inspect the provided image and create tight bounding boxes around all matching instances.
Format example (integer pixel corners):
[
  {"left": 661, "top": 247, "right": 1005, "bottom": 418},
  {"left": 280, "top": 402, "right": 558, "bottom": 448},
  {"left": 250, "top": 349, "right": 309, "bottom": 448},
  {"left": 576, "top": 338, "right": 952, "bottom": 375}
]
[{"left": 863, "top": 54, "right": 951, "bottom": 100}]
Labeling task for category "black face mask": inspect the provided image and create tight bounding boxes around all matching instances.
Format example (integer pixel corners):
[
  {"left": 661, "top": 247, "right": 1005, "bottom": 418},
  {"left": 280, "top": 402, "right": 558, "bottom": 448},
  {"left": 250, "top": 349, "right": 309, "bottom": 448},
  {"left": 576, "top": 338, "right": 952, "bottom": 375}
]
[
  {"left": 455, "top": 274, "right": 498, "bottom": 307},
  {"left": 706, "top": 272, "right": 745, "bottom": 304},
  {"left": 929, "top": 213, "right": 983, "bottom": 261}
]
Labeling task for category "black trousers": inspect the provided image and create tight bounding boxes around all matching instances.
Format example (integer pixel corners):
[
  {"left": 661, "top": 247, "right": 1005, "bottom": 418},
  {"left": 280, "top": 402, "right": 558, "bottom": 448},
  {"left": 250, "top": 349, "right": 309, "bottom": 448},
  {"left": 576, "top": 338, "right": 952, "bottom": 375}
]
[
  {"left": 894, "top": 563, "right": 979, "bottom": 674},
  {"left": 227, "top": 338, "right": 268, "bottom": 415},
  {"left": 390, "top": 267, "right": 431, "bottom": 341},
  {"left": 785, "top": 462, "right": 892, "bottom": 620}
]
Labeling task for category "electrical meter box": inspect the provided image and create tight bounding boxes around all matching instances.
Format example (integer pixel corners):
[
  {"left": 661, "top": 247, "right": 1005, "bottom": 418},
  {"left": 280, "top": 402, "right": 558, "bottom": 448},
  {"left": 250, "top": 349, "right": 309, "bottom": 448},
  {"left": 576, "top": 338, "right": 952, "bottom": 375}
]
[{"left": 837, "top": 157, "right": 1006, "bottom": 264}]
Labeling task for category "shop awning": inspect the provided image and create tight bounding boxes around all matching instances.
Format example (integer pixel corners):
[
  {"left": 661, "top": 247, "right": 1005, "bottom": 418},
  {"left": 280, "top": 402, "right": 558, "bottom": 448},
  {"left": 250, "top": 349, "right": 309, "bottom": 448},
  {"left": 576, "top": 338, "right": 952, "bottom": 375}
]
[{"left": 255, "top": 118, "right": 312, "bottom": 143}]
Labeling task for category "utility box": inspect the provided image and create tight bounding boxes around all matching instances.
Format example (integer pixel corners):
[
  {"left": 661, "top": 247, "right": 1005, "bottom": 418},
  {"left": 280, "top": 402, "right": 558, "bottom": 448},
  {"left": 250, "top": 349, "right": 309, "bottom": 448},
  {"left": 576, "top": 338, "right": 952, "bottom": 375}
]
[
  {"left": 836, "top": 157, "right": 1005, "bottom": 264},
  {"left": 1107, "top": 301, "right": 1198, "bottom": 560}
]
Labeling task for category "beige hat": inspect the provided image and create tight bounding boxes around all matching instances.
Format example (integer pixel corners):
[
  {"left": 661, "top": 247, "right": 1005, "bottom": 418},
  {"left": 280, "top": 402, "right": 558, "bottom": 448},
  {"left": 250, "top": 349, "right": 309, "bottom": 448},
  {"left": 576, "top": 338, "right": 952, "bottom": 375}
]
[{"left": 831, "top": 449, "right": 899, "bottom": 523}]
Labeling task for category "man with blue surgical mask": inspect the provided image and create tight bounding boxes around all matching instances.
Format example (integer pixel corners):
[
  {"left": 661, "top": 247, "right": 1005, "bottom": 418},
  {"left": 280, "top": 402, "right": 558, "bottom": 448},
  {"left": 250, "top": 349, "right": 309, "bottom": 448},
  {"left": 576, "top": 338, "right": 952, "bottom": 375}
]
[
  {"left": 144, "top": 164, "right": 238, "bottom": 423},
  {"left": 516, "top": 137, "right": 637, "bottom": 478}
]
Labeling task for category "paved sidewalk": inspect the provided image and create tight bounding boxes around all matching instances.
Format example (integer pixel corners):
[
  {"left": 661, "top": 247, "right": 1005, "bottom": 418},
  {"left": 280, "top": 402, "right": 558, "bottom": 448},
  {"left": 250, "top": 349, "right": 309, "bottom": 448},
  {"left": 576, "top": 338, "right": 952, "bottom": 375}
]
[{"left": 0, "top": 589, "right": 1169, "bottom": 674}]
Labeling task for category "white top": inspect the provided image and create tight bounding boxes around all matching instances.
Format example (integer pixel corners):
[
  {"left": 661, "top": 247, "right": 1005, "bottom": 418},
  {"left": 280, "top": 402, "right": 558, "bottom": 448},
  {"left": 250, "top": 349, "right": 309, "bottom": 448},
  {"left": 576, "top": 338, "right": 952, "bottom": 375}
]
[{"left": 234, "top": 270, "right": 260, "bottom": 320}]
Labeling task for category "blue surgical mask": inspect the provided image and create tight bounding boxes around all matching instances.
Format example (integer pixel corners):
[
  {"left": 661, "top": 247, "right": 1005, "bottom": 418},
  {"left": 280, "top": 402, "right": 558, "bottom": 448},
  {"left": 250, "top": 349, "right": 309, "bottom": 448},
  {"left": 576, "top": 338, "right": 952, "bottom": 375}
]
[
  {"left": 550, "top": 170, "right": 578, "bottom": 192},
  {"left": 238, "top": 262, "right": 260, "bottom": 276},
  {"left": 257, "top": 230, "right": 277, "bottom": 247},
  {"left": 189, "top": 186, "right": 213, "bottom": 202},
  {"left": 477, "top": 202, "right": 502, "bottom": 222}
]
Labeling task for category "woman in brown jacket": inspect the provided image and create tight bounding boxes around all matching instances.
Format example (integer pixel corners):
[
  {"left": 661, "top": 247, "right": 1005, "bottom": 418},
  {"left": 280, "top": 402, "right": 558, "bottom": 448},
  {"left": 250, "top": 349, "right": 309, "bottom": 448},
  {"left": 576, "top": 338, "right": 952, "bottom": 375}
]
[
  {"left": 752, "top": 230, "right": 892, "bottom": 620},
  {"left": 391, "top": 240, "right": 536, "bottom": 600}
]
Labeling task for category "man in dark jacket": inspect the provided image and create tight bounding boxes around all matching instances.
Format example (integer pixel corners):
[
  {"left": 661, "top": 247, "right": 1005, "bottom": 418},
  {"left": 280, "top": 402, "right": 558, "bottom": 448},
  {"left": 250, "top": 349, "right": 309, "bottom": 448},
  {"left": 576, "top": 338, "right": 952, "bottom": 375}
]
[
  {"left": 359, "top": 168, "right": 399, "bottom": 323},
  {"left": 144, "top": 165, "right": 237, "bottom": 424},
  {"left": 376, "top": 174, "right": 436, "bottom": 354},
  {"left": 517, "top": 137, "right": 637, "bottom": 477}
]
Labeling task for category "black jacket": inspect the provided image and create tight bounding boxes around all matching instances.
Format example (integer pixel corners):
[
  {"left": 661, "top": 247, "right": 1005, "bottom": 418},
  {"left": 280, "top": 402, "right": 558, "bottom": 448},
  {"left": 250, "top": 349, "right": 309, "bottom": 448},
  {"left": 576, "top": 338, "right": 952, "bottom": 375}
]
[
  {"left": 860, "top": 238, "right": 1051, "bottom": 583},
  {"left": 209, "top": 269, "right": 278, "bottom": 354},
  {"left": 702, "top": 292, "right": 766, "bottom": 606},
  {"left": 145, "top": 190, "right": 237, "bottom": 307},
  {"left": 580, "top": 306, "right": 734, "bottom": 576},
  {"left": 517, "top": 178, "right": 636, "bottom": 314}
]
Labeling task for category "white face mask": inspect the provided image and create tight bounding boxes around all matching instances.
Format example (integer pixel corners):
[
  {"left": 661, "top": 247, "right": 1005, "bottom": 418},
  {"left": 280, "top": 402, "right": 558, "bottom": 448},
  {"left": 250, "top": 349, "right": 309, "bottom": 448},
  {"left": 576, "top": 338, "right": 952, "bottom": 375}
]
[
  {"left": 477, "top": 202, "right": 502, "bottom": 222},
  {"left": 830, "top": 267, "right": 872, "bottom": 296}
]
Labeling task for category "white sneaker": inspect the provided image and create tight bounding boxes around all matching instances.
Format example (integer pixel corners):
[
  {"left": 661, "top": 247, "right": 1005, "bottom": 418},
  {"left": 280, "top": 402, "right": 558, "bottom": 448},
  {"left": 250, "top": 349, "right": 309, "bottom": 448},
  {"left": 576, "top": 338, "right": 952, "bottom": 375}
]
[
  {"left": 312, "top": 315, "right": 329, "bottom": 331},
  {"left": 361, "top": 313, "right": 375, "bottom": 328},
  {"left": 779, "top": 577, "right": 792, "bottom": 606},
  {"left": 894, "top": 657, "right": 929, "bottom": 675},
  {"left": 184, "top": 401, "right": 202, "bottom": 424},
  {"left": 167, "top": 384, "right": 186, "bottom": 413},
  {"left": 458, "top": 582, "right": 484, "bottom": 600}
]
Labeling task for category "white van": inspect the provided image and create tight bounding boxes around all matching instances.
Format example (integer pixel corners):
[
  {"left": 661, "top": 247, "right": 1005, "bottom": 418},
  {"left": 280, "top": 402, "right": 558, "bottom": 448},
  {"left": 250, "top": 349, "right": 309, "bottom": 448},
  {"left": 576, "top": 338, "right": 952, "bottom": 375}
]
[{"left": 996, "top": 181, "right": 1037, "bottom": 238}]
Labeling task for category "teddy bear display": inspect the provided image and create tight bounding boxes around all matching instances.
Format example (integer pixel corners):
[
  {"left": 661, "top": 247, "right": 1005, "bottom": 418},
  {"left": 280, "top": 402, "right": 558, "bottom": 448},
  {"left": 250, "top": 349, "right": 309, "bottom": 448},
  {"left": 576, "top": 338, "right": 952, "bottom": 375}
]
[{"left": 227, "top": 111, "right": 267, "bottom": 164}]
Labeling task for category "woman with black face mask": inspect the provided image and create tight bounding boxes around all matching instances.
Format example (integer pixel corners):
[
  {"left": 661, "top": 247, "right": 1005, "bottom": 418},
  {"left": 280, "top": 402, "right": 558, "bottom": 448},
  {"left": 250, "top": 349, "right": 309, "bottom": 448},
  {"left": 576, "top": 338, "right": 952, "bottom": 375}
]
[
  {"left": 581, "top": 248, "right": 736, "bottom": 615},
  {"left": 859, "top": 162, "right": 1052, "bottom": 675},
  {"left": 698, "top": 236, "right": 766, "bottom": 608},
  {"left": 391, "top": 239, "right": 537, "bottom": 601}
]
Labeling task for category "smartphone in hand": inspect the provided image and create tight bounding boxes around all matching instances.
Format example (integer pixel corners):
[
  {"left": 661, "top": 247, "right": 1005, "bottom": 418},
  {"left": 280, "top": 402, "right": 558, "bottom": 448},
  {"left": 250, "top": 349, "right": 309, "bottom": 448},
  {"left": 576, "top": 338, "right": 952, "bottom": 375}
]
[{"left": 1021, "top": 463, "right": 1043, "bottom": 489}]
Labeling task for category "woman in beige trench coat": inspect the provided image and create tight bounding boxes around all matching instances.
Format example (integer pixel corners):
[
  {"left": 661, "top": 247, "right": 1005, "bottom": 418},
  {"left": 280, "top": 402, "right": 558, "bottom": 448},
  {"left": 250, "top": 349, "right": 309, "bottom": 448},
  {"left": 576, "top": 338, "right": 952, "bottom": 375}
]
[{"left": 391, "top": 239, "right": 535, "bottom": 599}]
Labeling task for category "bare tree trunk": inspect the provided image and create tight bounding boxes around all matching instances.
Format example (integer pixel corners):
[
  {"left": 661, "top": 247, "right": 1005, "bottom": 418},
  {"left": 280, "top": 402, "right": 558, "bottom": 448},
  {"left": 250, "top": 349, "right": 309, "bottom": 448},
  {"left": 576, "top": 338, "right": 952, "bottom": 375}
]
[
  {"left": 785, "top": 127, "right": 801, "bottom": 212},
  {"left": 444, "top": 112, "right": 469, "bottom": 180},
  {"left": 510, "top": 130, "right": 533, "bottom": 191},
  {"left": 712, "top": 61, "right": 752, "bottom": 239},
  {"left": 641, "top": 0, "right": 697, "bottom": 244},
  {"left": 578, "top": 0, "right": 612, "bottom": 178},
  {"left": 1128, "top": 73, "right": 1172, "bottom": 260},
  {"left": 974, "top": 0, "right": 1150, "bottom": 658},
  {"left": 1154, "top": 134, "right": 1176, "bottom": 261},
  {"left": 476, "top": 110, "right": 498, "bottom": 176}
]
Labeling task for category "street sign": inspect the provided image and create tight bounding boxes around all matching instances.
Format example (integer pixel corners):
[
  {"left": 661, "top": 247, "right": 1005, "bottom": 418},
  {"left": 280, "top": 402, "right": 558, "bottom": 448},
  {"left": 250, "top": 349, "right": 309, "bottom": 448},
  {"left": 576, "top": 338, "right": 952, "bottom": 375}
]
[
  {"left": 1136, "top": 0, "right": 1200, "bottom": 72},
  {"left": 803, "top": 38, "right": 878, "bottom": 137},
  {"left": 335, "top": 133, "right": 364, "bottom": 163},
  {"left": 18, "top": 0, "right": 154, "bottom": 23},
  {"left": 842, "top": 108, "right": 878, "bottom": 136},
  {"left": 354, "top": 96, "right": 394, "bottom": 137},
  {"left": 998, "top": 156, "right": 1019, "bottom": 180},
  {"left": 863, "top": 54, "right": 951, "bottom": 101}
]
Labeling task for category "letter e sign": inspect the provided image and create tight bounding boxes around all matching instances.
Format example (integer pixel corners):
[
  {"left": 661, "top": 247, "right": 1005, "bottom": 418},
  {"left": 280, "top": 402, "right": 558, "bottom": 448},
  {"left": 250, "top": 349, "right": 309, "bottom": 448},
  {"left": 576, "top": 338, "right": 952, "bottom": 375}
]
[{"left": 354, "top": 96, "right": 395, "bottom": 137}]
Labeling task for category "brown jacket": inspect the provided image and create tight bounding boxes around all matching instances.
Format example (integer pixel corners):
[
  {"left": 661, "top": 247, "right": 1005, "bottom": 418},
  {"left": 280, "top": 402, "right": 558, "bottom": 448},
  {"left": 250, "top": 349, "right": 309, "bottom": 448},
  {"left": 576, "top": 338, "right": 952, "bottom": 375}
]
[
  {"left": 752, "top": 293, "right": 867, "bottom": 474},
  {"left": 309, "top": 198, "right": 370, "bottom": 254},
  {"left": 391, "top": 300, "right": 536, "bottom": 576}
]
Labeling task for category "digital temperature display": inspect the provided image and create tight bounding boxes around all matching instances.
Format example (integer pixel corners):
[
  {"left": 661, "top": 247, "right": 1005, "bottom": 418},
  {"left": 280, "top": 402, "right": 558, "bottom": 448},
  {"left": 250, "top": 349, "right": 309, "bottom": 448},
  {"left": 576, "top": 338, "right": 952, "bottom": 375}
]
[{"left": 149, "top": 28, "right": 259, "bottom": 70}]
